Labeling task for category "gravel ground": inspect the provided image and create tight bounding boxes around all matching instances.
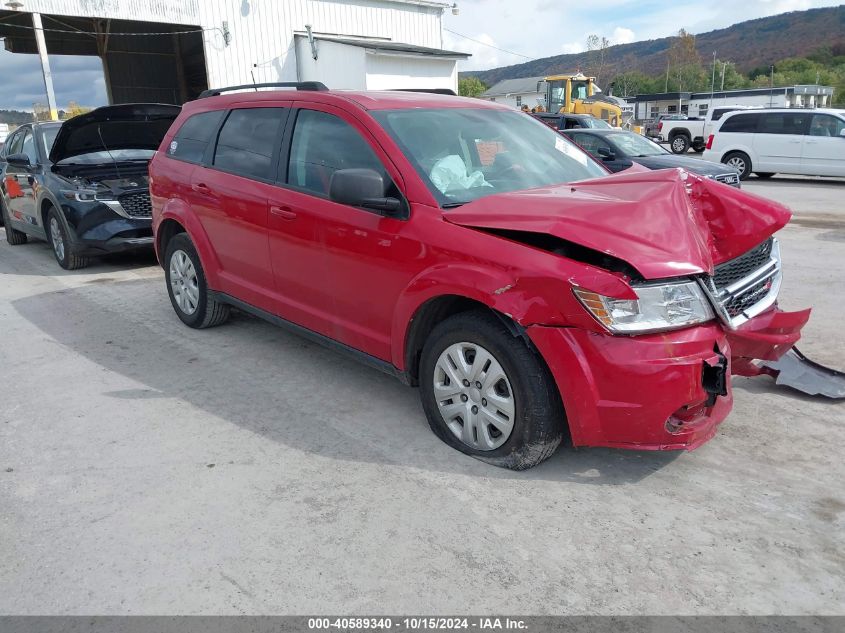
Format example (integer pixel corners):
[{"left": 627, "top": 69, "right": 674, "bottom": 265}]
[{"left": 1, "top": 179, "right": 843, "bottom": 615}]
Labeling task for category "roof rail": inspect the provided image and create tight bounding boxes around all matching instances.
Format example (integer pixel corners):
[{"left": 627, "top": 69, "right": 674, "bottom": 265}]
[{"left": 198, "top": 82, "right": 329, "bottom": 99}]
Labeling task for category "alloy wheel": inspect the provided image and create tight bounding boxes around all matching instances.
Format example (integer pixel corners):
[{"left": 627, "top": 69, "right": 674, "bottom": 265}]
[
  {"left": 433, "top": 341, "right": 515, "bottom": 451},
  {"left": 727, "top": 156, "right": 746, "bottom": 173},
  {"left": 49, "top": 217, "right": 64, "bottom": 261},
  {"left": 169, "top": 249, "right": 200, "bottom": 315}
]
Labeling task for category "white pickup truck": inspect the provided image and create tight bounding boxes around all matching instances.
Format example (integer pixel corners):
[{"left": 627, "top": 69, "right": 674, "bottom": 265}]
[{"left": 658, "top": 105, "right": 755, "bottom": 154}]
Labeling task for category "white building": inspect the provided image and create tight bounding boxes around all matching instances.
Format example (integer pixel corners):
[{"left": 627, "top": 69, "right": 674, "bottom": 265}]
[
  {"left": 0, "top": 0, "right": 468, "bottom": 115},
  {"left": 480, "top": 76, "right": 546, "bottom": 110},
  {"left": 632, "top": 85, "right": 835, "bottom": 122}
]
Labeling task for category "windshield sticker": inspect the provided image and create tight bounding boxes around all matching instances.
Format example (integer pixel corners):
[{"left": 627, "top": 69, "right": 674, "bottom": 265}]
[
  {"left": 555, "top": 136, "right": 587, "bottom": 165},
  {"left": 169, "top": 140, "right": 178, "bottom": 154}
]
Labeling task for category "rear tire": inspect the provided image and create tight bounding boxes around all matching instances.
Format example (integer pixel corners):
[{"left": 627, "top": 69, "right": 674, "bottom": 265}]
[
  {"left": 1, "top": 199, "right": 27, "bottom": 245},
  {"left": 670, "top": 134, "right": 690, "bottom": 154},
  {"left": 46, "top": 207, "right": 89, "bottom": 269},
  {"left": 419, "top": 310, "right": 565, "bottom": 470},
  {"left": 164, "top": 232, "right": 229, "bottom": 329},
  {"left": 723, "top": 151, "right": 752, "bottom": 180},
  {"left": 755, "top": 172, "right": 775, "bottom": 179}
]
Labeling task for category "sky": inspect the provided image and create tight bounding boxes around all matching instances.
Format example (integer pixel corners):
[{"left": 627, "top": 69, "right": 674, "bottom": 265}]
[
  {"left": 442, "top": 0, "right": 845, "bottom": 71},
  {"left": 0, "top": 0, "right": 842, "bottom": 110}
]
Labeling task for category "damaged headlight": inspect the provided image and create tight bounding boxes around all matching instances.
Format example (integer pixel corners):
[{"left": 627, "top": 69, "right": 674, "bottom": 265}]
[{"left": 574, "top": 281, "right": 715, "bottom": 334}]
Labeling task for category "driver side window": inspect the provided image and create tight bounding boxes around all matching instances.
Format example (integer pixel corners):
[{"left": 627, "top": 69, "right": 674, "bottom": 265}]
[
  {"left": 570, "top": 133, "right": 607, "bottom": 158},
  {"left": 287, "top": 109, "right": 390, "bottom": 199},
  {"left": 20, "top": 131, "right": 38, "bottom": 165}
]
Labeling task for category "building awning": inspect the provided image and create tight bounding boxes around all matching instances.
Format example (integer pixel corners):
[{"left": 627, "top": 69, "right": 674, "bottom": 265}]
[{"left": 299, "top": 35, "right": 469, "bottom": 59}]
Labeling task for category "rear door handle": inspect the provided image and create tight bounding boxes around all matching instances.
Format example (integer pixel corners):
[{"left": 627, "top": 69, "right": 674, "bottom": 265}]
[
  {"left": 192, "top": 183, "right": 211, "bottom": 193},
  {"left": 270, "top": 205, "right": 297, "bottom": 220}
]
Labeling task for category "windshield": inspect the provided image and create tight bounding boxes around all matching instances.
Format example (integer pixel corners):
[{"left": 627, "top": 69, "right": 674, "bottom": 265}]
[
  {"left": 605, "top": 132, "right": 666, "bottom": 157},
  {"left": 584, "top": 118, "right": 612, "bottom": 129},
  {"left": 57, "top": 149, "right": 155, "bottom": 165},
  {"left": 372, "top": 108, "right": 607, "bottom": 206}
]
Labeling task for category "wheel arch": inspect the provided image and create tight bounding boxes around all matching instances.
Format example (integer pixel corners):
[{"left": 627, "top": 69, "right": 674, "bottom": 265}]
[
  {"left": 156, "top": 199, "right": 221, "bottom": 287},
  {"left": 395, "top": 264, "right": 544, "bottom": 385}
]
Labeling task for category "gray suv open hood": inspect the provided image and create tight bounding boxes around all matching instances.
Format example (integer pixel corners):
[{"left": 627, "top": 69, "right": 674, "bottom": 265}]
[{"left": 49, "top": 103, "right": 180, "bottom": 164}]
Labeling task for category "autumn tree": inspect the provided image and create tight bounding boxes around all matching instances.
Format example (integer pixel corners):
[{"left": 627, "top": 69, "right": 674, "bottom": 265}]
[{"left": 666, "top": 29, "right": 706, "bottom": 92}]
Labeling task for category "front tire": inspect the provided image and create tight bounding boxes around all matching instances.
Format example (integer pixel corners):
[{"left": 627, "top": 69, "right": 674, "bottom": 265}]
[
  {"left": 1, "top": 199, "right": 27, "bottom": 245},
  {"left": 419, "top": 311, "right": 565, "bottom": 470},
  {"left": 46, "top": 207, "right": 89, "bottom": 269},
  {"left": 164, "top": 232, "right": 229, "bottom": 329},
  {"left": 723, "top": 151, "right": 752, "bottom": 180},
  {"left": 670, "top": 134, "right": 690, "bottom": 154}
]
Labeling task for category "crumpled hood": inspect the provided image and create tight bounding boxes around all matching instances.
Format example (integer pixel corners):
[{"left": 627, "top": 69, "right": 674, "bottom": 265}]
[
  {"left": 49, "top": 103, "right": 180, "bottom": 164},
  {"left": 443, "top": 169, "right": 791, "bottom": 280}
]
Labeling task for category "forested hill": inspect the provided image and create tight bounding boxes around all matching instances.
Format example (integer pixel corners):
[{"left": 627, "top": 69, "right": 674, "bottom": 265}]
[{"left": 463, "top": 5, "right": 845, "bottom": 86}]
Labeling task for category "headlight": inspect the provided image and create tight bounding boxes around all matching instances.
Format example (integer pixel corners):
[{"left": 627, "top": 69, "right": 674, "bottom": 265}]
[
  {"left": 60, "top": 189, "right": 98, "bottom": 202},
  {"left": 574, "top": 281, "right": 715, "bottom": 334}
]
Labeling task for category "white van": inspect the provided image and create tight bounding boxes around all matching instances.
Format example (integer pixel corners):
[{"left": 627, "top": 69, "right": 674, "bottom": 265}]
[{"left": 702, "top": 108, "right": 845, "bottom": 180}]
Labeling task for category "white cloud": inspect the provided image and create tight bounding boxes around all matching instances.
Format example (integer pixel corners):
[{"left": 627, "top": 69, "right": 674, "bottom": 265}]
[
  {"left": 561, "top": 42, "right": 585, "bottom": 54},
  {"left": 612, "top": 27, "right": 636, "bottom": 45}
]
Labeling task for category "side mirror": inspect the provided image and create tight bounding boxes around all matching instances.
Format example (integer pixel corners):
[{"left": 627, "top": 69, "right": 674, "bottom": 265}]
[
  {"left": 329, "top": 168, "right": 402, "bottom": 215},
  {"left": 6, "top": 153, "right": 32, "bottom": 168},
  {"left": 597, "top": 147, "right": 616, "bottom": 161}
]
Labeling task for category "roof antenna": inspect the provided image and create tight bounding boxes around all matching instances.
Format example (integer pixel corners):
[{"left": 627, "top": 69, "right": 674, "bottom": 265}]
[{"left": 250, "top": 67, "right": 258, "bottom": 90}]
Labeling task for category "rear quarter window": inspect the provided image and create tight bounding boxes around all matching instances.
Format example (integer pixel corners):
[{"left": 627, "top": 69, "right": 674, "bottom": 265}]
[
  {"left": 720, "top": 113, "right": 761, "bottom": 134},
  {"left": 167, "top": 110, "right": 225, "bottom": 163}
]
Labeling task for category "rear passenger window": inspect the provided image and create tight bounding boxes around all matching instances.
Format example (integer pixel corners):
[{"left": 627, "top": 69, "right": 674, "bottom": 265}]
[
  {"left": 168, "top": 110, "right": 225, "bottom": 163},
  {"left": 213, "top": 108, "right": 285, "bottom": 181},
  {"left": 720, "top": 113, "right": 761, "bottom": 134},
  {"left": 287, "top": 109, "right": 388, "bottom": 197},
  {"left": 758, "top": 113, "right": 809, "bottom": 135}
]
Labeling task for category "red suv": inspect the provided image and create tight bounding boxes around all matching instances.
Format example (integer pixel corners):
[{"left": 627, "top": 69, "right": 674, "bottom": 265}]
[{"left": 150, "top": 83, "right": 808, "bottom": 470}]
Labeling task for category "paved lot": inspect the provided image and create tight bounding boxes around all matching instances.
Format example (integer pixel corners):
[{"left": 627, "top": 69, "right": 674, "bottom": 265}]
[{"left": 1, "top": 179, "right": 844, "bottom": 615}]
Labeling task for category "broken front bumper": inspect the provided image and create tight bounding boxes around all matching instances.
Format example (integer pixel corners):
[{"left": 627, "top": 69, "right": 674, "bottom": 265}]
[
  {"left": 527, "top": 303, "right": 826, "bottom": 451},
  {"left": 528, "top": 323, "right": 733, "bottom": 450}
]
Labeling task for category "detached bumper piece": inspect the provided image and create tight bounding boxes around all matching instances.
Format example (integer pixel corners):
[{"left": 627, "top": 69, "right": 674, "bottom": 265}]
[
  {"left": 759, "top": 348, "right": 845, "bottom": 399},
  {"left": 728, "top": 308, "right": 845, "bottom": 399}
]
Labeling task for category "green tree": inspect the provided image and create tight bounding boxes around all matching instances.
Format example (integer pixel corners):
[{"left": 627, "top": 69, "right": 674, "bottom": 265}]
[{"left": 458, "top": 77, "right": 487, "bottom": 98}]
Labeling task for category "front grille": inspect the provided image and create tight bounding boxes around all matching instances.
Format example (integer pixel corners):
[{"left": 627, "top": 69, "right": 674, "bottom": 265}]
[
  {"left": 714, "top": 173, "right": 740, "bottom": 187},
  {"left": 712, "top": 238, "right": 773, "bottom": 289},
  {"left": 118, "top": 191, "right": 152, "bottom": 218},
  {"left": 700, "top": 237, "right": 781, "bottom": 328},
  {"left": 721, "top": 276, "right": 774, "bottom": 318}
]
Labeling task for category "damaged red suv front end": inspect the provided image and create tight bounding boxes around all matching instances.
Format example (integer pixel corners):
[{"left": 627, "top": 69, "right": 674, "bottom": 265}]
[{"left": 446, "top": 168, "right": 808, "bottom": 450}]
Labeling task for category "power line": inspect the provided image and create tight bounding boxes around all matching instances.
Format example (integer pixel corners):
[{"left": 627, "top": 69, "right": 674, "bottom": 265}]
[{"left": 443, "top": 28, "right": 532, "bottom": 60}]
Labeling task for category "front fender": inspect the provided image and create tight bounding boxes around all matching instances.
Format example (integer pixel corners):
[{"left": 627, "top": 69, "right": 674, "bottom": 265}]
[
  {"left": 390, "top": 263, "right": 514, "bottom": 369},
  {"left": 157, "top": 198, "right": 222, "bottom": 290},
  {"left": 389, "top": 262, "right": 625, "bottom": 370}
]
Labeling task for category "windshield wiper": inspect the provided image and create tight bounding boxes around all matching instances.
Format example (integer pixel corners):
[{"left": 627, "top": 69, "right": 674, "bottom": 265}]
[{"left": 441, "top": 201, "right": 467, "bottom": 208}]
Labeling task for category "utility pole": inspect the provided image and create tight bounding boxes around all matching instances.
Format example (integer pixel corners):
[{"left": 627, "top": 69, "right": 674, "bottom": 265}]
[
  {"left": 721, "top": 62, "right": 727, "bottom": 91},
  {"left": 32, "top": 13, "right": 58, "bottom": 121},
  {"left": 769, "top": 64, "right": 774, "bottom": 107},
  {"left": 709, "top": 51, "right": 716, "bottom": 112}
]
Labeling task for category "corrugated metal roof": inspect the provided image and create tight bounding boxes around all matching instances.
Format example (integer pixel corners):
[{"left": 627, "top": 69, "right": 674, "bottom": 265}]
[
  {"left": 310, "top": 35, "right": 469, "bottom": 58},
  {"left": 481, "top": 76, "right": 546, "bottom": 97}
]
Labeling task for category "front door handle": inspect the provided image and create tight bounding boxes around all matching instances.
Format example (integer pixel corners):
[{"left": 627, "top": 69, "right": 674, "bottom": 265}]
[
  {"left": 192, "top": 182, "right": 211, "bottom": 193},
  {"left": 270, "top": 205, "right": 297, "bottom": 220}
]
